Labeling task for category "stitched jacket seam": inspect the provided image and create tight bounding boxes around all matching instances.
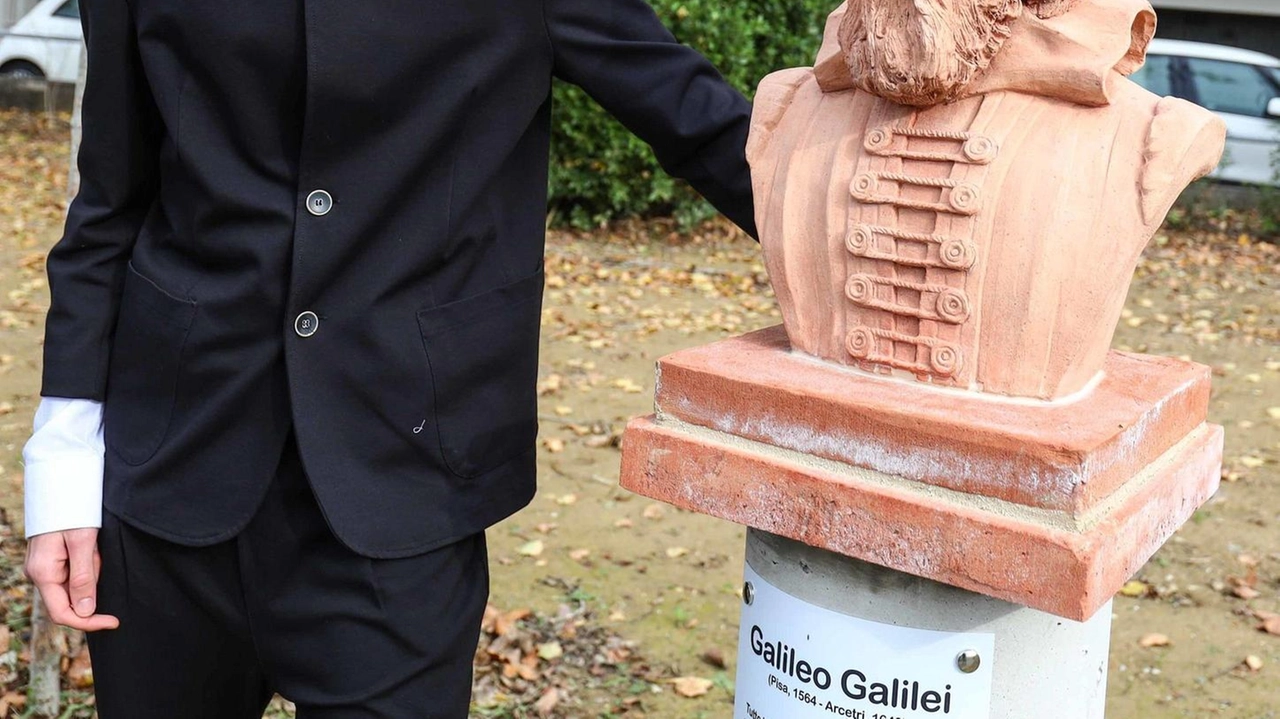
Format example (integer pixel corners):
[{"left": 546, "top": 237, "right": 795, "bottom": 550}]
[{"left": 539, "top": 0, "right": 556, "bottom": 75}]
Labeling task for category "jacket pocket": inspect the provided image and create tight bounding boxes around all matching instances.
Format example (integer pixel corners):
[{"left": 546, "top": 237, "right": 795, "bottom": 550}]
[
  {"left": 103, "top": 262, "right": 197, "bottom": 466},
  {"left": 417, "top": 270, "right": 544, "bottom": 479}
]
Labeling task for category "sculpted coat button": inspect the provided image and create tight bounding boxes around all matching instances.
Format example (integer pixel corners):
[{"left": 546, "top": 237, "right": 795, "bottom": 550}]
[
  {"left": 930, "top": 344, "right": 961, "bottom": 376},
  {"left": 306, "top": 189, "right": 333, "bottom": 216},
  {"left": 295, "top": 311, "right": 319, "bottom": 337},
  {"left": 935, "top": 288, "right": 972, "bottom": 324},
  {"left": 962, "top": 136, "right": 998, "bottom": 163},
  {"left": 846, "top": 327, "right": 876, "bottom": 360},
  {"left": 846, "top": 225, "right": 875, "bottom": 255},
  {"left": 851, "top": 173, "right": 879, "bottom": 199},
  {"left": 939, "top": 239, "right": 977, "bottom": 270},
  {"left": 948, "top": 183, "right": 981, "bottom": 214},
  {"left": 845, "top": 275, "right": 874, "bottom": 302},
  {"left": 864, "top": 127, "right": 893, "bottom": 152}
]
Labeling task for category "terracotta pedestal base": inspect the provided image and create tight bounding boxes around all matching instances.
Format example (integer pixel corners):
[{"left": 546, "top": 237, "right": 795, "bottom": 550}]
[{"left": 619, "top": 327, "right": 1222, "bottom": 621}]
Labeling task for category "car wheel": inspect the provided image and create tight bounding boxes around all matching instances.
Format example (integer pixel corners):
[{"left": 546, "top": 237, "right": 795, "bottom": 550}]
[{"left": 0, "top": 61, "right": 45, "bottom": 79}]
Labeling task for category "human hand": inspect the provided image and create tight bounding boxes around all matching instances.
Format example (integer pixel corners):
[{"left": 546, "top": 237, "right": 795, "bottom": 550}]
[{"left": 25, "top": 529, "right": 120, "bottom": 631}]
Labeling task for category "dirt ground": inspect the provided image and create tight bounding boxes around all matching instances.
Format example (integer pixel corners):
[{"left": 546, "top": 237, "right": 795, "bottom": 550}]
[{"left": 0, "top": 110, "right": 1277, "bottom": 718}]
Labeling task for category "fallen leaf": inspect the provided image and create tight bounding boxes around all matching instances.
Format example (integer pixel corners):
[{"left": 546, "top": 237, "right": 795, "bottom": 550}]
[
  {"left": 0, "top": 693, "right": 26, "bottom": 714},
  {"left": 556, "top": 493, "right": 578, "bottom": 506},
  {"left": 613, "top": 378, "right": 645, "bottom": 394},
  {"left": 1120, "top": 580, "right": 1151, "bottom": 598},
  {"left": 666, "top": 547, "right": 690, "bottom": 559},
  {"left": 493, "top": 608, "right": 532, "bottom": 637},
  {"left": 1239, "top": 456, "right": 1265, "bottom": 469},
  {"left": 642, "top": 504, "right": 665, "bottom": 520},
  {"left": 1233, "top": 585, "right": 1261, "bottom": 600},
  {"left": 1139, "top": 633, "right": 1170, "bottom": 648},
  {"left": 1244, "top": 655, "right": 1264, "bottom": 672},
  {"left": 585, "top": 432, "right": 623, "bottom": 449},
  {"left": 517, "top": 540, "right": 545, "bottom": 557},
  {"left": 543, "top": 438, "right": 566, "bottom": 453},
  {"left": 537, "top": 374, "right": 564, "bottom": 396},
  {"left": 554, "top": 405, "right": 573, "bottom": 416},
  {"left": 702, "top": 648, "right": 727, "bottom": 669},
  {"left": 614, "top": 518, "right": 634, "bottom": 529},
  {"left": 534, "top": 688, "right": 560, "bottom": 716},
  {"left": 1262, "top": 616, "right": 1280, "bottom": 636},
  {"left": 65, "top": 644, "right": 93, "bottom": 688},
  {"left": 537, "top": 641, "right": 564, "bottom": 661},
  {"left": 569, "top": 548, "right": 591, "bottom": 562},
  {"left": 672, "top": 676, "right": 714, "bottom": 698}
]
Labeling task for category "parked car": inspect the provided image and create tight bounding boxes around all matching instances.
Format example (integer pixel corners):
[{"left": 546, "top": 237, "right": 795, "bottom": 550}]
[
  {"left": 0, "top": 0, "right": 81, "bottom": 83},
  {"left": 1131, "top": 38, "right": 1280, "bottom": 186}
]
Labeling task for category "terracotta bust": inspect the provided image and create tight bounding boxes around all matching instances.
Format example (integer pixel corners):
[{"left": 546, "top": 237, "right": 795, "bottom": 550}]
[{"left": 747, "top": 0, "right": 1225, "bottom": 400}]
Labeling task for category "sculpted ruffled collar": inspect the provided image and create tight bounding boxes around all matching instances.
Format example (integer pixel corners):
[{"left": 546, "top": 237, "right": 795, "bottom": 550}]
[{"left": 813, "top": 0, "right": 1157, "bottom": 107}]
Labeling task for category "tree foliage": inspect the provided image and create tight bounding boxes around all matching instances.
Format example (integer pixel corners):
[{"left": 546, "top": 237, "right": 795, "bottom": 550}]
[{"left": 549, "top": 0, "right": 834, "bottom": 228}]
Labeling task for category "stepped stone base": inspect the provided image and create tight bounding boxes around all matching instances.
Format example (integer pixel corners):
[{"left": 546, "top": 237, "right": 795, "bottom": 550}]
[{"left": 619, "top": 326, "right": 1223, "bottom": 621}]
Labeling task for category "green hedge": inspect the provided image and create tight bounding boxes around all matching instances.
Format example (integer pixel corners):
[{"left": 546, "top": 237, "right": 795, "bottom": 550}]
[{"left": 549, "top": 0, "right": 833, "bottom": 229}]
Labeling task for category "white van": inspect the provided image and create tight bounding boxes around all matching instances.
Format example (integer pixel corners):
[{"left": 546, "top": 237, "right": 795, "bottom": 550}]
[
  {"left": 1129, "top": 39, "right": 1280, "bottom": 186},
  {"left": 0, "top": 0, "right": 81, "bottom": 83}
]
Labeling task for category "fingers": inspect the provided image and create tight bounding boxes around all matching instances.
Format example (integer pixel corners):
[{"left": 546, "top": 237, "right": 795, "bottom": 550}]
[
  {"left": 36, "top": 577, "right": 120, "bottom": 632},
  {"left": 25, "top": 531, "right": 120, "bottom": 632},
  {"left": 65, "top": 529, "right": 99, "bottom": 618}
]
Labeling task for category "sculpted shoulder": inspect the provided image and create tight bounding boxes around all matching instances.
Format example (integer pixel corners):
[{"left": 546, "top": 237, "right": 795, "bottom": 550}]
[
  {"left": 746, "top": 67, "right": 816, "bottom": 170},
  {"left": 1138, "top": 94, "right": 1227, "bottom": 224},
  {"left": 1088, "top": 77, "right": 1225, "bottom": 227}
]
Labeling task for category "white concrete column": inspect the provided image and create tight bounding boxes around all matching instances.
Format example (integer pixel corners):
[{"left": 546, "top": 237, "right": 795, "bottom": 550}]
[{"left": 737, "top": 529, "right": 1112, "bottom": 719}]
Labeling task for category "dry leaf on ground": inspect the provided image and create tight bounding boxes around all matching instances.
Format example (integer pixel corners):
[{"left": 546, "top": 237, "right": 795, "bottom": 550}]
[
  {"left": 1233, "top": 585, "right": 1261, "bottom": 600},
  {"left": 701, "top": 647, "right": 727, "bottom": 669},
  {"left": 1140, "top": 633, "right": 1171, "bottom": 648},
  {"left": 517, "top": 540, "right": 545, "bottom": 557},
  {"left": 537, "top": 642, "right": 564, "bottom": 661},
  {"left": 672, "top": 676, "right": 714, "bottom": 698},
  {"left": 534, "top": 687, "right": 560, "bottom": 716},
  {"left": 1120, "top": 580, "right": 1152, "bottom": 598}
]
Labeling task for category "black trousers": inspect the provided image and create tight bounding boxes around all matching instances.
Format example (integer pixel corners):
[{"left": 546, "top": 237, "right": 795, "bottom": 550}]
[{"left": 87, "top": 436, "right": 489, "bottom": 718}]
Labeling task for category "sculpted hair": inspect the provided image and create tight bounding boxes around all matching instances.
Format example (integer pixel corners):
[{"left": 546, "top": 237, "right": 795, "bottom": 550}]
[
  {"left": 1023, "top": 0, "right": 1078, "bottom": 19},
  {"left": 838, "top": 0, "right": 1023, "bottom": 106}
]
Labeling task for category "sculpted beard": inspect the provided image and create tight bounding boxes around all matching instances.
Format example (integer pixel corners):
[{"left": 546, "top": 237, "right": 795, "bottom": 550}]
[{"left": 839, "top": 0, "right": 1023, "bottom": 106}]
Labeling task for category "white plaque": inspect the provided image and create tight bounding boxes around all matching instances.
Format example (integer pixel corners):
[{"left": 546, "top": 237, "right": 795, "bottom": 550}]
[{"left": 735, "top": 565, "right": 995, "bottom": 719}]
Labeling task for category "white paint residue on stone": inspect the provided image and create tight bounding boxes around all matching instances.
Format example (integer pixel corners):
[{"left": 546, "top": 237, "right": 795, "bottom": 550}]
[
  {"left": 659, "top": 416, "right": 1078, "bottom": 530},
  {"left": 672, "top": 395, "right": 1067, "bottom": 502}
]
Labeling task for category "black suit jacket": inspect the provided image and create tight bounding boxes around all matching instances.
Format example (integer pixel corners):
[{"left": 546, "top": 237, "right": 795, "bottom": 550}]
[{"left": 44, "top": 0, "right": 755, "bottom": 556}]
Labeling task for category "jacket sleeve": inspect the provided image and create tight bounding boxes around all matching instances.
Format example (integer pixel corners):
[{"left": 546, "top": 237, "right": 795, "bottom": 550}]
[
  {"left": 543, "top": 0, "right": 757, "bottom": 237},
  {"left": 42, "top": 0, "right": 163, "bottom": 400}
]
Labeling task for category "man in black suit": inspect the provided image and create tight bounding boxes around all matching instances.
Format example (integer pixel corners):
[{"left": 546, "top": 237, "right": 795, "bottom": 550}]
[{"left": 22, "top": 0, "right": 756, "bottom": 716}]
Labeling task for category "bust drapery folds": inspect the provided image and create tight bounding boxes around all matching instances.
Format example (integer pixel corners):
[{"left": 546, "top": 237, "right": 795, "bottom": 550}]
[{"left": 747, "top": 0, "right": 1225, "bottom": 400}]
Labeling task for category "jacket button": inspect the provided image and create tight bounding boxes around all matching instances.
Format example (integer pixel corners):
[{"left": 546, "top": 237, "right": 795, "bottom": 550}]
[
  {"left": 306, "top": 190, "right": 333, "bottom": 216},
  {"left": 295, "top": 311, "right": 319, "bottom": 337}
]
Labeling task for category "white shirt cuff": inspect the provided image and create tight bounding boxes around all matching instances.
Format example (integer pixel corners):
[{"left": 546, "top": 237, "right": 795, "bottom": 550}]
[{"left": 22, "top": 397, "right": 105, "bottom": 538}]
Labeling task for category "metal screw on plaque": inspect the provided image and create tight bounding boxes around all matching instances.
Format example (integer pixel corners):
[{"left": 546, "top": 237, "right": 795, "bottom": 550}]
[
  {"left": 956, "top": 650, "right": 981, "bottom": 674},
  {"left": 743, "top": 582, "right": 755, "bottom": 606}
]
